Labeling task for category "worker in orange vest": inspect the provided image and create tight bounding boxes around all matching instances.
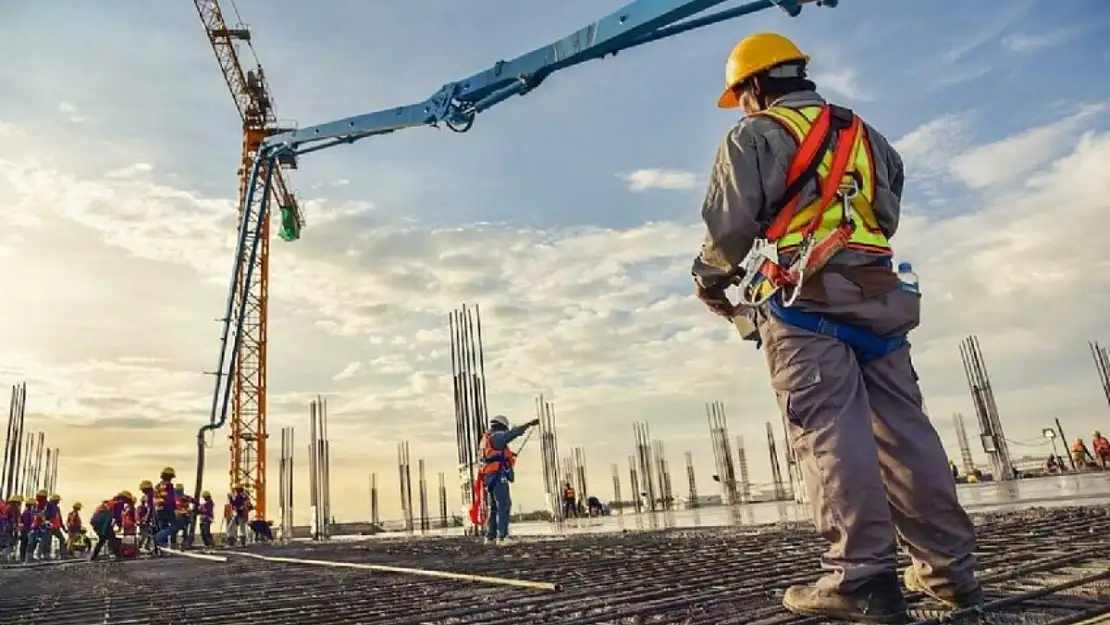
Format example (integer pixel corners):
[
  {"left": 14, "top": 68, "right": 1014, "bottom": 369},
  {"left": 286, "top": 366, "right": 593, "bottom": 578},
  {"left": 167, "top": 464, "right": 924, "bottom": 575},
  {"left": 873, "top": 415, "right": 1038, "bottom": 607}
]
[
  {"left": 477, "top": 414, "right": 539, "bottom": 544},
  {"left": 693, "top": 33, "right": 981, "bottom": 622},
  {"left": 1072, "top": 438, "right": 1094, "bottom": 468},
  {"left": 561, "top": 482, "right": 577, "bottom": 520},
  {"left": 1092, "top": 431, "right": 1109, "bottom": 469}
]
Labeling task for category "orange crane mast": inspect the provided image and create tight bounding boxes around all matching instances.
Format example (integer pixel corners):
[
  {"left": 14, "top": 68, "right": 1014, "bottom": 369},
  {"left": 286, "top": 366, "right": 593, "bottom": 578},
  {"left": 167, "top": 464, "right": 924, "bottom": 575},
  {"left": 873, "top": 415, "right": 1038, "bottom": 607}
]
[{"left": 192, "top": 0, "right": 304, "bottom": 520}]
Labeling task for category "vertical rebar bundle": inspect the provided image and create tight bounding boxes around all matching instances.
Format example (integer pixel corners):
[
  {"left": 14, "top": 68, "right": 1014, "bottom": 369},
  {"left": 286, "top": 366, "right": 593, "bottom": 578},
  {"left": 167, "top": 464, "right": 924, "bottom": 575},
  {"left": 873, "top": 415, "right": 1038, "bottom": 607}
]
[
  {"left": 954, "top": 413, "right": 976, "bottom": 475},
  {"left": 308, "top": 397, "right": 331, "bottom": 539},
  {"left": 632, "top": 422, "right": 657, "bottom": 511},
  {"left": 437, "top": 472, "right": 448, "bottom": 529},
  {"left": 781, "top": 424, "right": 806, "bottom": 503},
  {"left": 627, "top": 455, "right": 642, "bottom": 513},
  {"left": 449, "top": 304, "right": 491, "bottom": 534},
  {"left": 42, "top": 448, "right": 59, "bottom": 494},
  {"left": 23, "top": 432, "right": 45, "bottom": 498},
  {"left": 1091, "top": 341, "right": 1110, "bottom": 410},
  {"left": 370, "top": 473, "right": 380, "bottom": 525},
  {"left": 417, "top": 458, "right": 429, "bottom": 533},
  {"left": 736, "top": 436, "right": 751, "bottom": 503},
  {"left": 572, "top": 447, "right": 589, "bottom": 504},
  {"left": 685, "top": 451, "right": 698, "bottom": 509},
  {"left": 397, "top": 441, "right": 414, "bottom": 533},
  {"left": 959, "top": 335, "right": 1014, "bottom": 480},
  {"left": 767, "top": 422, "right": 787, "bottom": 501},
  {"left": 652, "top": 440, "right": 672, "bottom": 509},
  {"left": 536, "top": 395, "right": 563, "bottom": 521},
  {"left": 610, "top": 463, "right": 623, "bottom": 514},
  {"left": 278, "top": 426, "right": 294, "bottom": 541},
  {"left": 706, "top": 402, "right": 739, "bottom": 505},
  {"left": 1, "top": 383, "right": 27, "bottom": 500}
]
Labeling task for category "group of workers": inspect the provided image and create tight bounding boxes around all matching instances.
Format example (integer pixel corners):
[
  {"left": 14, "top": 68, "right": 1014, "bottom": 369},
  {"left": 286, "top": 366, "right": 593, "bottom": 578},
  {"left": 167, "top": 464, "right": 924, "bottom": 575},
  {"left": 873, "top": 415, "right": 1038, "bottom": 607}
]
[
  {"left": 0, "top": 465, "right": 263, "bottom": 562},
  {"left": 1069, "top": 431, "right": 1110, "bottom": 470}
]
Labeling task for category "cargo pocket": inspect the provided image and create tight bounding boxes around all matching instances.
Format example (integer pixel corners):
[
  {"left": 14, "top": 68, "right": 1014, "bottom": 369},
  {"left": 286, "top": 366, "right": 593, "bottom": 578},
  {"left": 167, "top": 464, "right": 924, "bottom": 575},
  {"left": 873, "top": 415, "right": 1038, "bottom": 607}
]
[{"left": 770, "top": 359, "right": 822, "bottom": 431}]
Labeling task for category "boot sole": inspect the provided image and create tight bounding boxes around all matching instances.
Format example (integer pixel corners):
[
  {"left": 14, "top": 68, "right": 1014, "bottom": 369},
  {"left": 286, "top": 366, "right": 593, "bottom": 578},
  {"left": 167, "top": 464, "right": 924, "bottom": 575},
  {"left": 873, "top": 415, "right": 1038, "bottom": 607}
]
[{"left": 783, "top": 602, "right": 909, "bottom": 625}]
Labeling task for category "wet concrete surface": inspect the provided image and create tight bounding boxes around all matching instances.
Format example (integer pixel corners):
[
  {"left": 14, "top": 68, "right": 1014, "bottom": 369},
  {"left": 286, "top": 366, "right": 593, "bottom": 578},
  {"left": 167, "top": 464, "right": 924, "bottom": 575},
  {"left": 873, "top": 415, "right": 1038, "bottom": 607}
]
[{"left": 2, "top": 505, "right": 1108, "bottom": 624}]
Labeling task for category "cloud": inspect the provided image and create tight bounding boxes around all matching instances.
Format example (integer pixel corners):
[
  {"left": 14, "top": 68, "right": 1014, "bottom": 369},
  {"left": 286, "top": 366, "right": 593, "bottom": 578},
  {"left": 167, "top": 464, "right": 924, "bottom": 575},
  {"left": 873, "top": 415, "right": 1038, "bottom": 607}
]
[
  {"left": 949, "top": 103, "right": 1105, "bottom": 189},
  {"left": 58, "top": 101, "right": 87, "bottom": 124},
  {"left": 892, "top": 113, "right": 974, "bottom": 178},
  {"left": 619, "top": 169, "right": 700, "bottom": 192},
  {"left": 1001, "top": 28, "right": 1085, "bottom": 53},
  {"left": 811, "top": 68, "right": 874, "bottom": 102},
  {"left": 333, "top": 361, "right": 365, "bottom": 380}
]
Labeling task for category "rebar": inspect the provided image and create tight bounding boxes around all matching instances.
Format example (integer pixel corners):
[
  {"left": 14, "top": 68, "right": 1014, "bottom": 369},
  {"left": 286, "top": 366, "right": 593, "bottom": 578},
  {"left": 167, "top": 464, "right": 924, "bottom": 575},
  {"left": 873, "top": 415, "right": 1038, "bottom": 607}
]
[
  {"left": 628, "top": 455, "right": 642, "bottom": 513},
  {"left": 960, "top": 335, "right": 1015, "bottom": 480},
  {"left": 6, "top": 506, "right": 1108, "bottom": 625},
  {"left": 1091, "top": 340, "right": 1110, "bottom": 410},
  {"left": 278, "top": 426, "right": 294, "bottom": 540},
  {"left": 736, "top": 435, "right": 751, "bottom": 503},
  {"left": 0, "top": 383, "right": 26, "bottom": 499},
  {"left": 536, "top": 396, "right": 562, "bottom": 522},
  {"left": 610, "top": 463, "right": 622, "bottom": 514},
  {"left": 633, "top": 422, "right": 657, "bottom": 510},
  {"left": 450, "top": 304, "right": 491, "bottom": 535},
  {"left": 954, "top": 412, "right": 977, "bottom": 475},
  {"left": 706, "top": 402, "right": 739, "bottom": 505},
  {"left": 685, "top": 451, "right": 697, "bottom": 509},
  {"left": 437, "top": 472, "right": 448, "bottom": 529},
  {"left": 370, "top": 473, "right": 380, "bottom": 525},
  {"left": 308, "top": 397, "right": 331, "bottom": 538},
  {"left": 418, "top": 458, "right": 429, "bottom": 533},
  {"left": 766, "top": 421, "right": 787, "bottom": 501},
  {"left": 398, "top": 441, "right": 414, "bottom": 533}
]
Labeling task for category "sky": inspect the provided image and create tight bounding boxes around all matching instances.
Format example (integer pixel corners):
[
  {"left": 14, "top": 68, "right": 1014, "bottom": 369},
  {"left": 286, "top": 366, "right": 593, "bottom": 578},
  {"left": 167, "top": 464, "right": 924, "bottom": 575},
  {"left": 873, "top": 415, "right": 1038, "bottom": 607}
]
[{"left": 1, "top": 0, "right": 1109, "bottom": 525}]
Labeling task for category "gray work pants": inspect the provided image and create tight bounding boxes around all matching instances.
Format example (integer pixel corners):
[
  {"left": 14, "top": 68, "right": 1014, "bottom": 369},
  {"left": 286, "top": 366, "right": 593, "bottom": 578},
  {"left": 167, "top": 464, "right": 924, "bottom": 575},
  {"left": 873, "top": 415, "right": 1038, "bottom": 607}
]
[{"left": 758, "top": 271, "right": 977, "bottom": 597}]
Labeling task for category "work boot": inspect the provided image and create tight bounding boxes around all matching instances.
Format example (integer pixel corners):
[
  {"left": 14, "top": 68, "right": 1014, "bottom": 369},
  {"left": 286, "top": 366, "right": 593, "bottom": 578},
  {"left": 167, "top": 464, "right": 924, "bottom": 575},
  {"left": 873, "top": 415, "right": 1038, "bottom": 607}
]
[
  {"left": 496, "top": 537, "right": 515, "bottom": 547},
  {"left": 903, "top": 567, "right": 984, "bottom": 609},
  {"left": 783, "top": 573, "right": 909, "bottom": 624}
]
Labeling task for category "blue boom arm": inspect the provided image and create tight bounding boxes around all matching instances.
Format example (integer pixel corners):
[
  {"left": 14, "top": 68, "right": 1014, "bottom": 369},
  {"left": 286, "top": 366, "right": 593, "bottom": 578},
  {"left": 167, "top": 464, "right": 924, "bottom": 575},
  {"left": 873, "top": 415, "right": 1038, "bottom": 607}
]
[
  {"left": 263, "top": 0, "right": 837, "bottom": 158},
  {"left": 202, "top": 0, "right": 836, "bottom": 458}
]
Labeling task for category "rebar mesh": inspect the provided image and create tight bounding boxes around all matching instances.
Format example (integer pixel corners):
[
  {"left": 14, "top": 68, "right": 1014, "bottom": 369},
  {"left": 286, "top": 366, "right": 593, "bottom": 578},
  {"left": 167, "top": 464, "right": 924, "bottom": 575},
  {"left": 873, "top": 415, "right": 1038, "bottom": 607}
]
[{"left": 2, "top": 506, "right": 1107, "bottom": 624}]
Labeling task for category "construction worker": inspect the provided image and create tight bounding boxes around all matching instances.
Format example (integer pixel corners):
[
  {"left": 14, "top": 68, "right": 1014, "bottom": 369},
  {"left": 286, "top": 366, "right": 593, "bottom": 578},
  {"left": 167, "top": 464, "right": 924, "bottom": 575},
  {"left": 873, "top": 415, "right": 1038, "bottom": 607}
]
[
  {"left": 152, "top": 467, "right": 178, "bottom": 548},
  {"left": 227, "top": 484, "right": 252, "bottom": 546},
  {"left": 1092, "top": 431, "right": 1109, "bottom": 469},
  {"left": 18, "top": 496, "right": 33, "bottom": 561},
  {"left": 137, "top": 479, "right": 156, "bottom": 550},
  {"left": 197, "top": 491, "right": 215, "bottom": 547},
  {"left": 694, "top": 33, "right": 980, "bottom": 622},
  {"left": 0, "top": 495, "right": 19, "bottom": 561},
  {"left": 65, "top": 503, "right": 84, "bottom": 553},
  {"left": 478, "top": 414, "right": 539, "bottom": 544},
  {"left": 42, "top": 494, "right": 66, "bottom": 559},
  {"left": 173, "top": 484, "right": 193, "bottom": 545},
  {"left": 1072, "top": 438, "right": 1094, "bottom": 469},
  {"left": 26, "top": 489, "right": 49, "bottom": 560},
  {"left": 90, "top": 491, "right": 134, "bottom": 561},
  {"left": 562, "top": 482, "right": 577, "bottom": 519}
]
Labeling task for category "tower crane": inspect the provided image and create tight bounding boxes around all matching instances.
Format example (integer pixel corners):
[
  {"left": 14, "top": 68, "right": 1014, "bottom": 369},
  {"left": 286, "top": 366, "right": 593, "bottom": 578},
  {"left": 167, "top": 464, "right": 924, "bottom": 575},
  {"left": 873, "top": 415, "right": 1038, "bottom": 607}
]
[
  {"left": 191, "top": 0, "right": 305, "bottom": 521},
  {"left": 193, "top": 0, "right": 836, "bottom": 512}
]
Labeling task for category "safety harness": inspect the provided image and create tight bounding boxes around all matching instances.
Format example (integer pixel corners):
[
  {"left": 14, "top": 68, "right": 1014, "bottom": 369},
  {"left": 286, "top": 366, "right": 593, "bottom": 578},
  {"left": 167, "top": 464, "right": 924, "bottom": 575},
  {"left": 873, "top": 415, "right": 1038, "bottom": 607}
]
[{"left": 733, "top": 104, "right": 907, "bottom": 365}]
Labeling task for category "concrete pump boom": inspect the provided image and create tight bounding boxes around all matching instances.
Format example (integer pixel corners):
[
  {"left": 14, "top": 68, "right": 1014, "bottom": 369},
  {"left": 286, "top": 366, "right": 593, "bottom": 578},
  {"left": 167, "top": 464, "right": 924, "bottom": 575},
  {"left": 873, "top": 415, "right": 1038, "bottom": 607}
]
[{"left": 196, "top": 0, "right": 837, "bottom": 518}]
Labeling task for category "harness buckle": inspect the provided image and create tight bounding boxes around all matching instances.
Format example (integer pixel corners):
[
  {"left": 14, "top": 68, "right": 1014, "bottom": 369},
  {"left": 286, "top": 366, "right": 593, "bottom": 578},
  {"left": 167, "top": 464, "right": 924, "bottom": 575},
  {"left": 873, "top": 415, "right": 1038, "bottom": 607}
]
[{"left": 732, "top": 238, "right": 783, "bottom": 307}]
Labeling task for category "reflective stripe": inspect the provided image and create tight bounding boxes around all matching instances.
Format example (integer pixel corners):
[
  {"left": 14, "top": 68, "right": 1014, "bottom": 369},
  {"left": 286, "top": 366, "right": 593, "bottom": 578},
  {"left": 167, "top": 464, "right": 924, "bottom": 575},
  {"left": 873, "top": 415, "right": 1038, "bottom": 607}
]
[
  {"left": 478, "top": 432, "right": 516, "bottom": 477},
  {"left": 757, "top": 105, "right": 891, "bottom": 256}
]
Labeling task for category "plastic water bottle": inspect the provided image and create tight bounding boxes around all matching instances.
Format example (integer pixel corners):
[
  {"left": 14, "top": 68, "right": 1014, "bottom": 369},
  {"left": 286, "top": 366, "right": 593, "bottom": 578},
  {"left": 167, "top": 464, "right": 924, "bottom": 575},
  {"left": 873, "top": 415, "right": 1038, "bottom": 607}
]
[{"left": 897, "top": 261, "right": 920, "bottom": 295}]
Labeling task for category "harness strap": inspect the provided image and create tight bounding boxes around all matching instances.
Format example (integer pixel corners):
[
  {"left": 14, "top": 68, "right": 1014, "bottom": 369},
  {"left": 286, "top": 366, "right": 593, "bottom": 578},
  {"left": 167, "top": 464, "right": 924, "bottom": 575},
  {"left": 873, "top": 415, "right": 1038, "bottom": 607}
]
[{"left": 766, "top": 296, "right": 907, "bottom": 365}]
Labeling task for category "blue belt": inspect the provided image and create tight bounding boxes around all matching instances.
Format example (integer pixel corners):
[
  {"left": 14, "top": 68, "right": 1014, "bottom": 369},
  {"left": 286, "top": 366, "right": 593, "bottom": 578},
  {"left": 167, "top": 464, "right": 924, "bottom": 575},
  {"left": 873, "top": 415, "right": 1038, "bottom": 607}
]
[{"left": 766, "top": 296, "right": 907, "bottom": 365}]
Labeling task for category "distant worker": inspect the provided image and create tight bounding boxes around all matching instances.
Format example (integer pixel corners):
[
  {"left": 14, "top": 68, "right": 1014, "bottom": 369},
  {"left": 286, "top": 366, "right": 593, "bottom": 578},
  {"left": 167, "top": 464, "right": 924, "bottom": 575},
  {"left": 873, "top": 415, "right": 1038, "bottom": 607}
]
[
  {"left": 561, "top": 482, "right": 577, "bottom": 519},
  {"left": 1092, "top": 431, "right": 1109, "bottom": 469},
  {"left": 227, "top": 483, "right": 252, "bottom": 547},
  {"left": 477, "top": 414, "right": 539, "bottom": 545},
  {"left": 65, "top": 503, "right": 84, "bottom": 552},
  {"left": 586, "top": 495, "right": 604, "bottom": 517},
  {"left": 90, "top": 491, "right": 134, "bottom": 561},
  {"left": 173, "top": 484, "right": 193, "bottom": 545},
  {"left": 1072, "top": 439, "right": 1094, "bottom": 469},
  {"left": 137, "top": 479, "right": 156, "bottom": 551},
  {"left": 43, "top": 494, "right": 66, "bottom": 559},
  {"left": 0, "top": 496, "right": 20, "bottom": 561},
  {"left": 26, "top": 490, "right": 49, "bottom": 560},
  {"left": 693, "top": 33, "right": 981, "bottom": 622},
  {"left": 152, "top": 467, "right": 179, "bottom": 548},
  {"left": 197, "top": 491, "right": 215, "bottom": 548},
  {"left": 249, "top": 515, "right": 274, "bottom": 542}
]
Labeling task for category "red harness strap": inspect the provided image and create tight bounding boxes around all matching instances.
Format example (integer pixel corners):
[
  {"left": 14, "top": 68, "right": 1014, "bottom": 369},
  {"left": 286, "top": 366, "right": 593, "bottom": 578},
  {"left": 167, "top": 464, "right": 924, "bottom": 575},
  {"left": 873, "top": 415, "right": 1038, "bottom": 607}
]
[{"left": 758, "top": 105, "right": 863, "bottom": 287}]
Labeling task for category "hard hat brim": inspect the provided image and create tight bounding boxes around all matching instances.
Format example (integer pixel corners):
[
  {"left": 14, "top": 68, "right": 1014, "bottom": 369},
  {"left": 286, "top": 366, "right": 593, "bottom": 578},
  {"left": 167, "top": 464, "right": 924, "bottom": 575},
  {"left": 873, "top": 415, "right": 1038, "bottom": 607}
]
[{"left": 717, "top": 87, "right": 740, "bottom": 109}]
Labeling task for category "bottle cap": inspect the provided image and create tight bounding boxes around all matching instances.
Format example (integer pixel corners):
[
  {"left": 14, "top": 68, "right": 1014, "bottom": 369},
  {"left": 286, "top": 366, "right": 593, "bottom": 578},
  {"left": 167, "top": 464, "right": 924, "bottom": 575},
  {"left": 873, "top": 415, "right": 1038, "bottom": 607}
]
[{"left": 897, "top": 262, "right": 913, "bottom": 273}]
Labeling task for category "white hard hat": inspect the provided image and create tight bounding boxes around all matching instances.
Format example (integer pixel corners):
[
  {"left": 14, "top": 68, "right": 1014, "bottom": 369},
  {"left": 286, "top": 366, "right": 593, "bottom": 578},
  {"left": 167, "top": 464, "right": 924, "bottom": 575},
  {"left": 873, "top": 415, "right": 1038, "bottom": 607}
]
[{"left": 490, "top": 414, "right": 509, "bottom": 428}]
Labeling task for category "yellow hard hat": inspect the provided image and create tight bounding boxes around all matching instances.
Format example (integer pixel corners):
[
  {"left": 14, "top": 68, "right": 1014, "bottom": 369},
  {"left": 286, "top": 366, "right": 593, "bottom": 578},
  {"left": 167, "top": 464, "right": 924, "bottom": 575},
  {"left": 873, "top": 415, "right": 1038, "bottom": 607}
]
[
  {"left": 174, "top": 483, "right": 185, "bottom": 491},
  {"left": 49, "top": 494, "right": 61, "bottom": 502},
  {"left": 161, "top": 466, "right": 176, "bottom": 478},
  {"left": 202, "top": 490, "right": 211, "bottom": 498},
  {"left": 119, "top": 490, "right": 134, "bottom": 501},
  {"left": 139, "top": 480, "right": 153, "bottom": 490},
  {"left": 1095, "top": 430, "right": 1102, "bottom": 437},
  {"left": 36, "top": 489, "right": 47, "bottom": 498},
  {"left": 73, "top": 502, "right": 83, "bottom": 510},
  {"left": 233, "top": 483, "right": 244, "bottom": 490},
  {"left": 717, "top": 32, "right": 809, "bottom": 109},
  {"left": 7, "top": 495, "right": 21, "bottom": 503}
]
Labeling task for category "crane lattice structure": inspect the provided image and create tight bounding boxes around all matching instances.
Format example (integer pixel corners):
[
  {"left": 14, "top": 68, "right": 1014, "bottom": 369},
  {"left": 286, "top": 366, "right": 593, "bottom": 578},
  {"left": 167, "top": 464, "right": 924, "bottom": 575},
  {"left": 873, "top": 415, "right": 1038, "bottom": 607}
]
[
  {"left": 192, "top": 0, "right": 305, "bottom": 520},
  {"left": 192, "top": 0, "right": 838, "bottom": 510}
]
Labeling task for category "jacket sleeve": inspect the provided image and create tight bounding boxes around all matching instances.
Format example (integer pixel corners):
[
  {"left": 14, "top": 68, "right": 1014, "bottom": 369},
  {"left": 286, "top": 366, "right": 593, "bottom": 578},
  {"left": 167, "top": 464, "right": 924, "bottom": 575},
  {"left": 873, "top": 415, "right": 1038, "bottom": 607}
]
[
  {"left": 692, "top": 120, "right": 782, "bottom": 281},
  {"left": 861, "top": 122, "right": 904, "bottom": 238},
  {"left": 489, "top": 425, "right": 529, "bottom": 450}
]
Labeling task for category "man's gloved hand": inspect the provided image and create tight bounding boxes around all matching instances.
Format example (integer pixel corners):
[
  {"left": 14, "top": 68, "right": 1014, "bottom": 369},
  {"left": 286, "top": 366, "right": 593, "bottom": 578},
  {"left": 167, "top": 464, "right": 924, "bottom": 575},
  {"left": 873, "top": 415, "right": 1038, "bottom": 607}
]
[
  {"left": 694, "top": 278, "right": 736, "bottom": 320},
  {"left": 527, "top": 418, "right": 541, "bottom": 428}
]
